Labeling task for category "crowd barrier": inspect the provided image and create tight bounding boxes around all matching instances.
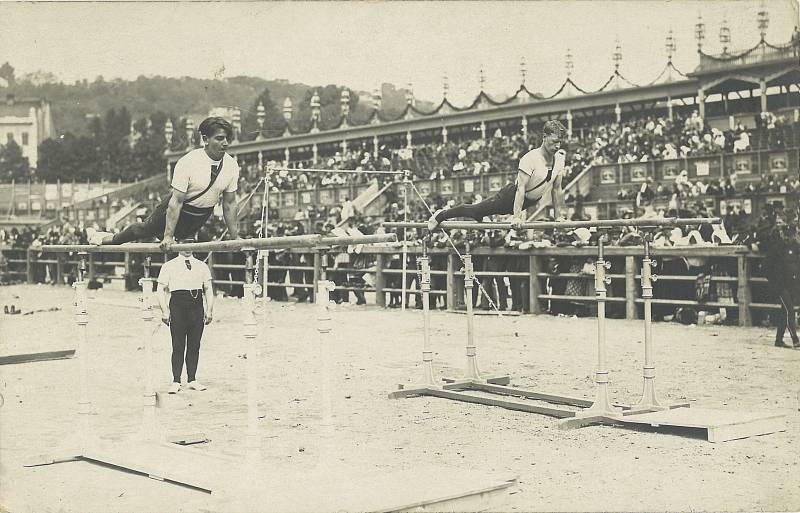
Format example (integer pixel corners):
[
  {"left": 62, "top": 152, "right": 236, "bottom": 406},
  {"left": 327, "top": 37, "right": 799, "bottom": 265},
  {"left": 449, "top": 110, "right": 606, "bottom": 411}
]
[{"left": 2, "top": 243, "right": 780, "bottom": 327}]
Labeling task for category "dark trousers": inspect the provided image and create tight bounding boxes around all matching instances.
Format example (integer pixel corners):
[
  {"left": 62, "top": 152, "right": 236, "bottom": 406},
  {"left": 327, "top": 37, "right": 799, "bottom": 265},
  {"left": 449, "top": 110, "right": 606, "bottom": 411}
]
[
  {"left": 776, "top": 286, "right": 800, "bottom": 345},
  {"left": 435, "top": 183, "right": 538, "bottom": 223},
  {"left": 112, "top": 199, "right": 212, "bottom": 244},
  {"left": 169, "top": 291, "right": 204, "bottom": 383}
]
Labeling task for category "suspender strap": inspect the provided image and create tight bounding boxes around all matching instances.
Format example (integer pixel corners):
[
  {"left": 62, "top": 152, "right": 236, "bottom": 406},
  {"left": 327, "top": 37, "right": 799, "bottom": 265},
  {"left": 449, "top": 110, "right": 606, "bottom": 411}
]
[
  {"left": 185, "top": 158, "right": 224, "bottom": 204},
  {"left": 522, "top": 165, "right": 553, "bottom": 192}
]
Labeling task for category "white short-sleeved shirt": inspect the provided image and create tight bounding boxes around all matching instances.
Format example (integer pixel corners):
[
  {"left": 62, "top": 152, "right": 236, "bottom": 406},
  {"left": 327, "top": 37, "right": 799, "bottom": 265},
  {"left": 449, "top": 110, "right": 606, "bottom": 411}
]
[
  {"left": 517, "top": 147, "right": 562, "bottom": 201},
  {"left": 171, "top": 148, "right": 240, "bottom": 208},
  {"left": 157, "top": 255, "right": 212, "bottom": 292}
]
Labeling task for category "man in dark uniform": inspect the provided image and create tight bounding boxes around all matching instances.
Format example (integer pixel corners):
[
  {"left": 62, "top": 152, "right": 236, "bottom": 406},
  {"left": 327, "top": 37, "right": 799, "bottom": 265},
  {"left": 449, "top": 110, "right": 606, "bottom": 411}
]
[{"left": 757, "top": 213, "right": 800, "bottom": 348}]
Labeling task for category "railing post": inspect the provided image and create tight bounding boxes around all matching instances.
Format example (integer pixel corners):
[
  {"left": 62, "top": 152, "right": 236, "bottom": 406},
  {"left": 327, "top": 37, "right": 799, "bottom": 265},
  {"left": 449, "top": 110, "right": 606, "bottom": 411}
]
[
  {"left": 26, "top": 248, "right": 33, "bottom": 284},
  {"left": 446, "top": 252, "right": 457, "bottom": 312},
  {"left": 88, "top": 253, "right": 95, "bottom": 282},
  {"left": 375, "top": 252, "right": 386, "bottom": 308},
  {"left": 56, "top": 253, "right": 64, "bottom": 285},
  {"left": 312, "top": 251, "right": 322, "bottom": 304},
  {"left": 737, "top": 254, "right": 752, "bottom": 327},
  {"left": 528, "top": 254, "right": 541, "bottom": 314},
  {"left": 123, "top": 253, "right": 131, "bottom": 289},
  {"left": 625, "top": 255, "right": 636, "bottom": 320}
]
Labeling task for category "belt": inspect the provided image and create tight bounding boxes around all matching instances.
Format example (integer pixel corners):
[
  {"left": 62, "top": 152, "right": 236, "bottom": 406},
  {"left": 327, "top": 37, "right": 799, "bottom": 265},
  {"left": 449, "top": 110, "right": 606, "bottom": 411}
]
[
  {"left": 172, "top": 289, "right": 202, "bottom": 296},
  {"left": 181, "top": 203, "right": 214, "bottom": 216}
]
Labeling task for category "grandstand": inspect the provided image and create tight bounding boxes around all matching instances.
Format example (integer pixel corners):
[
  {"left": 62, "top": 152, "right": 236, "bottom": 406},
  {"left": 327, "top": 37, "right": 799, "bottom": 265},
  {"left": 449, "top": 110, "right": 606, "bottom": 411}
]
[{"left": 158, "top": 30, "right": 798, "bottom": 232}]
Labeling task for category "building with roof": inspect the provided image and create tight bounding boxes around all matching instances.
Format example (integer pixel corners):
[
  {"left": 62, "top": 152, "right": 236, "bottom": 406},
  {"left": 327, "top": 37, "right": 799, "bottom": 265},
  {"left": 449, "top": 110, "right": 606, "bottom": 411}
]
[{"left": 0, "top": 93, "right": 55, "bottom": 169}]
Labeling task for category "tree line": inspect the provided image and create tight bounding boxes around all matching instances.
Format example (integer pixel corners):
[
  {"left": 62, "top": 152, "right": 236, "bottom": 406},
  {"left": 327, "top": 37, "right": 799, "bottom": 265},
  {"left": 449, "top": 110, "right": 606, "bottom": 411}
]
[{"left": 0, "top": 61, "right": 425, "bottom": 183}]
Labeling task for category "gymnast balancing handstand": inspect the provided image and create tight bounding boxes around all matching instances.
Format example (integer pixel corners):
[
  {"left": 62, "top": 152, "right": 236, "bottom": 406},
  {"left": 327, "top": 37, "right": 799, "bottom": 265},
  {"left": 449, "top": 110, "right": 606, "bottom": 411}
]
[
  {"left": 427, "top": 120, "right": 568, "bottom": 231},
  {"left": 88, "top": 116, "right": 240, "bottom": 251}
]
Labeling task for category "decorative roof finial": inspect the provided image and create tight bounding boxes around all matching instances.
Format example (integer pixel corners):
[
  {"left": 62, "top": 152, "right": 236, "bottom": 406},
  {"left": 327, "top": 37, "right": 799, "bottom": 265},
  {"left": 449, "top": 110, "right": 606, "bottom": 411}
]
[
  {"left": 757, "top": 1, "right": 769, "bottom": 41},
  {"left": 613, "top": 39, "right": 622, "bottom": 73},
  {"left": 665, "top": 29, "right": 676, "bottom": 61},
  {"left": 719, "top": 17, "right": 731, "bottom": 54},
  {"left": 695, "top": 14, "right": 706, "bottom": 52},
  {"left": 565, "top": 49, "right": 574, "bottom": 78}
]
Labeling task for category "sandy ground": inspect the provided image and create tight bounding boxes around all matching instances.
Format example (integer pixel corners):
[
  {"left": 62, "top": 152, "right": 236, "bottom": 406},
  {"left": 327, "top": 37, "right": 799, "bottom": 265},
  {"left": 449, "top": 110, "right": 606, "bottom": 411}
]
[{"left": 0, "top": 283, "right": 798, "bottom": 513}]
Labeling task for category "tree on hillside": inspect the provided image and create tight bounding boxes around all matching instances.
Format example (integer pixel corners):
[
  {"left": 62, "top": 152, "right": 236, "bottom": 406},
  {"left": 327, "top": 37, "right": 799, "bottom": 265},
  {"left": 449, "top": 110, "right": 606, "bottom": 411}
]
[
  {"left": 38, "top": 133, "right": 100, "bottom": 183},
  {"left": 241, "top": 88, "right": 285, "bottom": 141},
  {"left": 129, "top": 113, "right": 169, "bottom": 181},
  {"left": 36, "top": 138, "right": 66, "bottom": 183},
  {"left": 100, "top": 107, "right": 134, "bottom": 181},
  {"left": 0, "top": 62, "right": 15, "bottom": 86},
  {"left": 0, "top": 140, "right": 30, "bottom": 182}
]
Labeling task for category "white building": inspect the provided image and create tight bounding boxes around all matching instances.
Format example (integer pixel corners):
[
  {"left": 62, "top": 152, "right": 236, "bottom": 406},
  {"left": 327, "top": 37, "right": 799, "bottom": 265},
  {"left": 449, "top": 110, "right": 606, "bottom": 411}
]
[{"left": 0, "top": 93, "right": 54, "bottom": 169}]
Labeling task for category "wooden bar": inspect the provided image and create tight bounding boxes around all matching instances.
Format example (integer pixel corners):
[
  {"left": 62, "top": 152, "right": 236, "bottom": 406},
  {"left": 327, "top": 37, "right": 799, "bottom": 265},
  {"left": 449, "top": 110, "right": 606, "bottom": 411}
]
[
  {"left": 384, "top": 217, "right": 721, "bottom": 231},
  {"left": 625, "top": 256, "right": 636, "bottom": 320},
  {"left": 40, "top": 233, "right": 396, "bottom": 254}
]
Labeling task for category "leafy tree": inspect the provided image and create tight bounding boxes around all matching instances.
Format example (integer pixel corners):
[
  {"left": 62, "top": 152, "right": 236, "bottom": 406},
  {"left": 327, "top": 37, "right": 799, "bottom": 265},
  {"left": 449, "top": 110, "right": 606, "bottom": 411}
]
[
  {"left": 0, "top": 62, "right": 14, "bottom": 86},
  {"left": 0, "top": 139, "right": 30, "bottom": 181},
  {"left": 36, "top": 138, "right": 66, "bottom": 182}
]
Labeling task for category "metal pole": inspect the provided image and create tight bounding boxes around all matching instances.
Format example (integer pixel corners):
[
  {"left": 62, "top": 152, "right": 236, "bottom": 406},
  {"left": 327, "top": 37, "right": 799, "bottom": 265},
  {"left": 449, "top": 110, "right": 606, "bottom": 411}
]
[
  {"left": 401, "top": 170, "right": 410, "bottom": 311},
  {"left": 75, "top": 252, "right": 92, "bottom": 451},
  {"left": 419, "top": 240, "right": 436, "bottom": 386},
  {"left": 584, "top": 233, "right": 620, "bottom": 417},
  {"left": 261, "top": 171, "right": 271, "bottom": 308},
  {"left": 462, "top": 252, "right": 483, "bottom": 381},
  {"left": 316, "top": 279, "right": 336, "bottom": 464},
  {"left": 138, "top": 256, "right": 159, "bottom": 441},
  {"left": 634, "top": 233, "right": 664, "bottom": 410},
  {"left": 242, "top": 249, "right": 260, "bottom": 465}
]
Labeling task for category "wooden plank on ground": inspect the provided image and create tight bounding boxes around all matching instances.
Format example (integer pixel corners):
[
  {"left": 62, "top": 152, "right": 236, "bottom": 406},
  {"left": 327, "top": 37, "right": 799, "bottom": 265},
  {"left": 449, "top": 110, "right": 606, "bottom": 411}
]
[
  {"left": 618, "top": 407, "right": 787, "bottom": 442},
  {"left": 0, "top": 349, "right": 75, "bottom": 366}
]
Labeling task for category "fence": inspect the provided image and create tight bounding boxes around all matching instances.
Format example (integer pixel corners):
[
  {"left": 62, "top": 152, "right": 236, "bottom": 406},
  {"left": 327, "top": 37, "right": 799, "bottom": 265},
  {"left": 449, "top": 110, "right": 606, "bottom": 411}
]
[{"left": 1, "top": 244, "right": 782, "bottom": 327}]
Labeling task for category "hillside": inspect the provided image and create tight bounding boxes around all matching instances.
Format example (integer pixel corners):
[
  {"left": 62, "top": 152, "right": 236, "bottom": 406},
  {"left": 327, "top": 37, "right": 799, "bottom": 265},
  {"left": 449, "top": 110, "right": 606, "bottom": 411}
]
[{"left": 0, "top": 64, "right": 433, "bottom": 138}]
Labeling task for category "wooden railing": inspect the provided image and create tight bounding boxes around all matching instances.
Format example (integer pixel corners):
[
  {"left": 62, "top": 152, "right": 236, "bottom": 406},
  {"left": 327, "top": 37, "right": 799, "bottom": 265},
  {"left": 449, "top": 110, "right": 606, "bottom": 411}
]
[{"left": 2, "top": 244, "right": 780, "bottom": 327}]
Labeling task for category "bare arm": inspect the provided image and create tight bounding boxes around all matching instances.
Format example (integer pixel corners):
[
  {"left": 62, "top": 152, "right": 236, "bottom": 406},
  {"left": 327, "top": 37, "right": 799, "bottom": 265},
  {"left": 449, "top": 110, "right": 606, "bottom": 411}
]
[
  {"left": 203, "top": 277, "right": 214, "bottom": 324},
  {"left": 156, "top": 282, "right": 170, "bottom": 324},
  {"left": 161, "top": 189, "right": 187, "bottom": 249},
  {"left": 222, "top": 191, "right": 239, "bottom": 239},
  {"left": 551, "top": 172, "right": 565, "bottom": 221}
]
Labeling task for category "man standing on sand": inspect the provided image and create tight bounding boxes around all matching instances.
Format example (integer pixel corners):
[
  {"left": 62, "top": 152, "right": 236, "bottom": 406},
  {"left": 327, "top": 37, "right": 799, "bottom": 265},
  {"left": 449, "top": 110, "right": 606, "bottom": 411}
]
[
  {"left": 427, "top": 120, "right": 568, "bottom": 230},
  {"left": 88, "top": 117, "right": 240, "bottom": 250},
  {"left": 156, "top": 238, "right": 215, "bottom": 393}
]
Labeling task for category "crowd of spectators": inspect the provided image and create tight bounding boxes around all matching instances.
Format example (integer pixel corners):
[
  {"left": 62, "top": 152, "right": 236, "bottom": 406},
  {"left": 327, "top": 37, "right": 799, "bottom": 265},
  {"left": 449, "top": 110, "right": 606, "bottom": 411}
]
[
  {"left": 2, "top": 109, "right": 798, "bottom": 329},
  {"left": 233, "top": 110, "right": 797, "bottom": 198}
]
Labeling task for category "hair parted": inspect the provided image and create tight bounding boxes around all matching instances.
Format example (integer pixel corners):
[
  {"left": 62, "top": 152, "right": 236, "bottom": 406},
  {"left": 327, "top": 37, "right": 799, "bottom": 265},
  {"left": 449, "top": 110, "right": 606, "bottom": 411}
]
[
  {"left": 198, "top": 117, "right": 234, "bottom": 141},
  {"left": 542, "top": 120, "right": 566, "bottom": 137}
]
